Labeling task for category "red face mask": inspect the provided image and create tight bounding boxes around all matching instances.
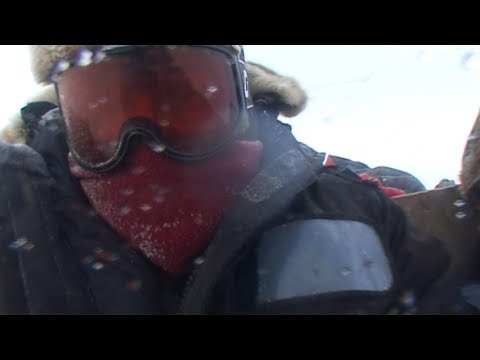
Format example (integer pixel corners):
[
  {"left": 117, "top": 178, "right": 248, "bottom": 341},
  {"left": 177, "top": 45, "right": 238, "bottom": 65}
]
[{"left": 70, "top": 141, "right": 263, "bottom": 277}]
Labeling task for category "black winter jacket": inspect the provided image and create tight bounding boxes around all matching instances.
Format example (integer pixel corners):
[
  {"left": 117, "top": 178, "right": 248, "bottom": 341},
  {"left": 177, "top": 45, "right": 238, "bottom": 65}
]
[{"left": 0, "top": 104, "right": 455, "bottom": 314}]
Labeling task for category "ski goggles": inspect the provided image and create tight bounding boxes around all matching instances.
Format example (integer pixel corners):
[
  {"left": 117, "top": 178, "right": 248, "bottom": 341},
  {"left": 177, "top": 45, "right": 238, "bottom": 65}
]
[{"left": 52, "top": 45, "right": 252, "bottom": 172}]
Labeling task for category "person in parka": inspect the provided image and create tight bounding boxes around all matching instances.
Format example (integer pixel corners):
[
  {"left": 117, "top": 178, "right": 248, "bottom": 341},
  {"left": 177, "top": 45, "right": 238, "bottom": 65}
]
[{"left": 0, "top": 45, "right": 465, "bottom": 315}]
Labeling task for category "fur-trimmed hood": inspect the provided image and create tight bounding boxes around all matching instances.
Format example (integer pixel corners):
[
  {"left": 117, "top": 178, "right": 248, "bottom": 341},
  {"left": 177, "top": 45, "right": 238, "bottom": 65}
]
[{"left": 1, "top": 45, "right": 308, "bottom": 144}]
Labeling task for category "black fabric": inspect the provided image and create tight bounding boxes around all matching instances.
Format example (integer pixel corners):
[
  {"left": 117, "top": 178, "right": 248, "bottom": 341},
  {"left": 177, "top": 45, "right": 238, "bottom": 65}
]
[
  {"left": 328, "top": 156, "right": 427, "bottom": 194},
  {"left": 21, "top": 102, "right": 58, "bottom": 142},
  {"left": 0, "top": 141, "right": 94, "bottom": 314},
  {"left": 205, "top": 163, "right": 449, "bottom": 314},
  {"left": 0, "top": 103, "right": 453, "bottom": 314},
  {"left": 328, "top": 154, "right": 370, "bottom": 174}
]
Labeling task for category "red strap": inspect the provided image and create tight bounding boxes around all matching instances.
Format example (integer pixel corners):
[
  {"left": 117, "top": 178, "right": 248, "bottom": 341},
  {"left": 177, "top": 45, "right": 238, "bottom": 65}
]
[
  {"left": 359, "top": 173, "right": 406, "bottom": 198},
  {"left": 324, "top": 155, "right": 336, "bottom": 167}
]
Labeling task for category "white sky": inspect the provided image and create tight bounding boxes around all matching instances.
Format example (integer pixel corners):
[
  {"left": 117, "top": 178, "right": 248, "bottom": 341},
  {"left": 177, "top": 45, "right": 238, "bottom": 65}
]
[
  {"left": 0, "top": 45, "right": 40, "bottom": 121},
  {"left": 1, "top": 45, "right": 480, "bottom": 190}
]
